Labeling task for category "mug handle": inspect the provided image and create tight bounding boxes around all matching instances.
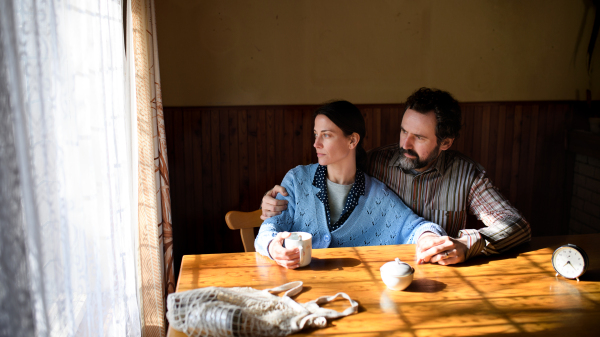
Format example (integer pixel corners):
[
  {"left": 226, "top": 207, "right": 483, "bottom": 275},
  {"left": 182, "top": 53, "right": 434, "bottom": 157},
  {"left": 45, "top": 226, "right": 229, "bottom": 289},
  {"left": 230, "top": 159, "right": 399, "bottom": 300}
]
[{"left": 298, "top": 245, "right": 304, "bottom": 266}]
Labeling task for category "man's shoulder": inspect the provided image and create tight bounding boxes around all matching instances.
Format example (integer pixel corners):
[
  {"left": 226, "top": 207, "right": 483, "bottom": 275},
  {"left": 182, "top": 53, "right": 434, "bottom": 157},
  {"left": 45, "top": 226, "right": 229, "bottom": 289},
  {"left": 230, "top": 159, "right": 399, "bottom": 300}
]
[{"left": 443, "top": 150, "right": 486, "bottom": 175}]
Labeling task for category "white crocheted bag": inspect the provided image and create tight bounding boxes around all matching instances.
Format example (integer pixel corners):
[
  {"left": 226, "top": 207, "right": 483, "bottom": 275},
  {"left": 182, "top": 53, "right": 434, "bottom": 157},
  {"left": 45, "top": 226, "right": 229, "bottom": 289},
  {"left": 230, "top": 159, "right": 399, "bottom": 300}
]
[{"left": 166, "top": 281, "right": 358, "bottom": 337}]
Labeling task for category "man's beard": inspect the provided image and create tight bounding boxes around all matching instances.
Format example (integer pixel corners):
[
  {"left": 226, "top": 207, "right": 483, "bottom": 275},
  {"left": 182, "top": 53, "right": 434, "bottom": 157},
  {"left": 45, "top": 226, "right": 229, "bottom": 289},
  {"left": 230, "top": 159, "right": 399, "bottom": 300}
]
[{"left": 398, "top": 144, "right": 441, "bottom": 170}]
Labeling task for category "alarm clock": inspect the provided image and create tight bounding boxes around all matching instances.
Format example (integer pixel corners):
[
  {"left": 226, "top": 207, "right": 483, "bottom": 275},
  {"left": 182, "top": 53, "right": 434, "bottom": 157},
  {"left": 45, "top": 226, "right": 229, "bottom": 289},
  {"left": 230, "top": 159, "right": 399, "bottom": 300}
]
[{"left": 551, "top": 244, "right": 589, "bottom": 281}]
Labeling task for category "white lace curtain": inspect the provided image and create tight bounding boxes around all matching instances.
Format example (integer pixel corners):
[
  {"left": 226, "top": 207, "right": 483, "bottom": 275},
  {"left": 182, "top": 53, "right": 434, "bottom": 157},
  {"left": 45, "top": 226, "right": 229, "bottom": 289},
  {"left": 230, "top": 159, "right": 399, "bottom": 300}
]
[{"left": 1, "top": 0, "right": 141, "bottom": 336}]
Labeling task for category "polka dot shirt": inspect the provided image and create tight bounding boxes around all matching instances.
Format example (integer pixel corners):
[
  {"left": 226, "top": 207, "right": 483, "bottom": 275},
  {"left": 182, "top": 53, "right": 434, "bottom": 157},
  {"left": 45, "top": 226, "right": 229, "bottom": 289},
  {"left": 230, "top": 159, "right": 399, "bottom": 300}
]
[{"left": 312, "top": 165, "right": 366, "bottom": 232}]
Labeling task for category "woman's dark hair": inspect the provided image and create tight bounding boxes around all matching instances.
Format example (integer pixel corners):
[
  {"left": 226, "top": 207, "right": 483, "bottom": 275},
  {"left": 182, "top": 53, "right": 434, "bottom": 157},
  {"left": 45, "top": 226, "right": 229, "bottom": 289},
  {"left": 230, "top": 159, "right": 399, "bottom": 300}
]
[
  {"left": 404, "top": 87, "right": 462, "bottom": 142},
  {"left": 314, "top": 100, "right": 367, "bottom": 171}
]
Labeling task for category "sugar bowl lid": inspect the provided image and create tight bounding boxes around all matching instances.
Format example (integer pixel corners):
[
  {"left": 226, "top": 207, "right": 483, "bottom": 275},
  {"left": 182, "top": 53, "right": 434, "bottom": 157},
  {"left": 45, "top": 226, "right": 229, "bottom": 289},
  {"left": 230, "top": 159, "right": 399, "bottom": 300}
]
[{"left": 380, "top": 258, "right": 414, "bottom": 277}]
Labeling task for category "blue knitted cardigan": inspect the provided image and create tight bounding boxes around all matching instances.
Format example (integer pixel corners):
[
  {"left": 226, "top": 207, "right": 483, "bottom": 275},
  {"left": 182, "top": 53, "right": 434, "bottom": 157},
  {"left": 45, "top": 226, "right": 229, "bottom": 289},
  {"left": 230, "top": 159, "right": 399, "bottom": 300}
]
[{"left": 255, "top": 164, "right": 446, "bottom": 259}]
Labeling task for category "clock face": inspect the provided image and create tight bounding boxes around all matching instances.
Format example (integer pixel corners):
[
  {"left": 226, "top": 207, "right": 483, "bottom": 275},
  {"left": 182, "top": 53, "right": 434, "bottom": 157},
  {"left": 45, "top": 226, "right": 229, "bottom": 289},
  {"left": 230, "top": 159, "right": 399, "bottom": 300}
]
[{"left": 552, "top": 245, "right": 588, "bottom": 279}]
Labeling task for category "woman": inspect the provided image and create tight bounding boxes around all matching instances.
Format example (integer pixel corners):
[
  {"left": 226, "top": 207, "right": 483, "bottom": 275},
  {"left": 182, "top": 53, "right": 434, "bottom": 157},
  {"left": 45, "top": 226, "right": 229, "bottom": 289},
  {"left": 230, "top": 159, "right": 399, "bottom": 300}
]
[{"left": 255, "top": 101, "right": 446, "bottom": 268}]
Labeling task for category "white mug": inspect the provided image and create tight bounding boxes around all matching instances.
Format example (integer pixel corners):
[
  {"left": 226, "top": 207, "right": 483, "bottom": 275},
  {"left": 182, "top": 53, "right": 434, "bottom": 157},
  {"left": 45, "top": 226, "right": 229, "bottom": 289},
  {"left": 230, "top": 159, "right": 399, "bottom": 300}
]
[{"left": 284, "top": 232, "right": 312, "bottom": 267}]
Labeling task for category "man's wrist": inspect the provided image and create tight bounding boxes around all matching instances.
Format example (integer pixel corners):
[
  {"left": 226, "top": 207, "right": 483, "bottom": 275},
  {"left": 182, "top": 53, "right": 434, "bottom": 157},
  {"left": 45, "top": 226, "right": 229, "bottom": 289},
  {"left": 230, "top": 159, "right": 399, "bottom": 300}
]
[{"left": 457, "top": 229, "right": 484, "bottom": 260}]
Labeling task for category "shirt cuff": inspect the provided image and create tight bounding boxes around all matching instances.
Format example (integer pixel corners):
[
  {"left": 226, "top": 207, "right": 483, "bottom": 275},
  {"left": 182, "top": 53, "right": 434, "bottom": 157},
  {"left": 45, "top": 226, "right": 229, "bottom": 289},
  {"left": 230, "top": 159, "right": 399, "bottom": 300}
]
[
  {"left": 266, "top": 238, "right": 275, "bottom": 260},
  {"left": 412, "top": 223, "right": 447, "bottom": 244},
  {"left": 458, "top": 229, "right": 486, "bottom": 260}
]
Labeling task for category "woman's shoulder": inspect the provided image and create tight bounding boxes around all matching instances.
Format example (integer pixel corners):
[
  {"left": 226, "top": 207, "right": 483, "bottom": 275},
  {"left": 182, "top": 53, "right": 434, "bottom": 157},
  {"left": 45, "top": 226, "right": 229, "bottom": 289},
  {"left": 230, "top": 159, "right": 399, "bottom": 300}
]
[
  {"left": 363, "top": 172, "right": 396, "bottom": 197},
  {"left": 285, "top": 163, "right": 319, "bottom": 181},
  {"left": 362, "top": 173, "right": 409, "bottom": 211}
]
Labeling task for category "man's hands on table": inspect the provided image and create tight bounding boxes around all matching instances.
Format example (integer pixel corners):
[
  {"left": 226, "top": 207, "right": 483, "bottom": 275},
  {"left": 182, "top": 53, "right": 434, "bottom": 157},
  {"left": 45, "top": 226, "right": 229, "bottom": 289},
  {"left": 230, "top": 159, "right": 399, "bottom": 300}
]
[
  {"left": 268, "top": 232, "right": 301, "bottom": 269},
  {"left": 260, "top": 185, "right": 288, "bottom": 220},
  {"left": 416, "top": 232, "right": 468, "bottom": 265}
]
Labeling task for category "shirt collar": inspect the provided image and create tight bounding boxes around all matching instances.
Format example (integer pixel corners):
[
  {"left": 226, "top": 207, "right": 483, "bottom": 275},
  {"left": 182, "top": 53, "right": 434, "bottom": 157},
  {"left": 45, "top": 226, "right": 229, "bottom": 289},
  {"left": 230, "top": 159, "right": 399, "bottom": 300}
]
[
  {"left": 312, "top": 164, "right": 328, "bottom": 189},
  {"left": 312, "top": 164, "right": 366, "bottom": 196},
  {"left": 312, "top": 164, "right": 366, "bottom": 231}
]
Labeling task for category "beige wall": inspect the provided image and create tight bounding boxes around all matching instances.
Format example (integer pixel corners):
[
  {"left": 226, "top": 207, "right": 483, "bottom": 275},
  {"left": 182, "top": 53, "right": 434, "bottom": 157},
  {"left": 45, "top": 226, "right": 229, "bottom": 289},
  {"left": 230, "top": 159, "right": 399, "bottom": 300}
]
[{"left": 155, "top": 0, "right": 600, "bottom": 106}]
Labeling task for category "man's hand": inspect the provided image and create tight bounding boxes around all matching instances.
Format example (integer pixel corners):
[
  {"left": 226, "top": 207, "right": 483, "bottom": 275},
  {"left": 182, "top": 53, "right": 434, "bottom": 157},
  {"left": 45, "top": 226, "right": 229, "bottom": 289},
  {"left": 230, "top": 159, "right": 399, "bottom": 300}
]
[
  {"left": 416, "top": 232, "right": 468, "bottom": 266},
  {"left": 268, "top": 232, "right": 300, "bottom": 269},
  {"left": 260, "top": 185, "right": 289, "bottom": 220}
]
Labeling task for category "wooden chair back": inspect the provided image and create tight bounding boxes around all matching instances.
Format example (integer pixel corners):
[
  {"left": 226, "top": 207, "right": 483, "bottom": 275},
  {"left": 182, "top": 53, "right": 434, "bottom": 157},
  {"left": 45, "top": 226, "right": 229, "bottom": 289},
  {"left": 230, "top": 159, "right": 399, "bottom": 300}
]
[{"left": 225, "top": 209, "right": 263, "bottom": 252}]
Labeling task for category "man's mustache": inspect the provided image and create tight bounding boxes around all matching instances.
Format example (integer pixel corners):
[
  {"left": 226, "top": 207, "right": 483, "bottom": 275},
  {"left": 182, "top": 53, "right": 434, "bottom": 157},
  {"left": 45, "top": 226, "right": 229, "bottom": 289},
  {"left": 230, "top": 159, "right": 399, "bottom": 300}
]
[{"left": 399, "top": 147, "right": 419, "bottom": 159}]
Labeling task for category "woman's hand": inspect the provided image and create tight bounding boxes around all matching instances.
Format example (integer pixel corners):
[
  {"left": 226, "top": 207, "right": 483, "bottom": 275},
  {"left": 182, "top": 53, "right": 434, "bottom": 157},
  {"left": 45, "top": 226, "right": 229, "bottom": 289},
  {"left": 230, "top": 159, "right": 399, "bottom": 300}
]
[{"left": 268, "top": 232, "right": 301, "bottom": 269}]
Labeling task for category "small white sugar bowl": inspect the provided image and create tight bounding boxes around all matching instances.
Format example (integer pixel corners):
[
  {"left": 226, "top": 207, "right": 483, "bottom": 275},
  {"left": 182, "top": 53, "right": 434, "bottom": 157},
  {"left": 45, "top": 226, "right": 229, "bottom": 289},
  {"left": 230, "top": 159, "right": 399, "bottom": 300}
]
[{"left": 380, "top": 258, "right": 414, "bottom": 291}]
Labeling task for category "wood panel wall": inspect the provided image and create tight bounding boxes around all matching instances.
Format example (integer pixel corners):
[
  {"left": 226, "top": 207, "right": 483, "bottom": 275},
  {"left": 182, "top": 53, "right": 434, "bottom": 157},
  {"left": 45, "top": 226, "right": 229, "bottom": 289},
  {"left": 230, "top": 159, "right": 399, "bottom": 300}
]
[{"left": 165, "top": 102, "right": 575, "bottom": 278}]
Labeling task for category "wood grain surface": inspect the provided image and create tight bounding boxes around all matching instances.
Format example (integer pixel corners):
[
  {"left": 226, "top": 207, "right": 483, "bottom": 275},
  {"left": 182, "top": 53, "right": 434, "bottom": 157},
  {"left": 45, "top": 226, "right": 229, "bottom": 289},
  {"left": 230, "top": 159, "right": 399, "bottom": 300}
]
[{"left": 167, "top": 234, "right": 600, "bottom": 337}]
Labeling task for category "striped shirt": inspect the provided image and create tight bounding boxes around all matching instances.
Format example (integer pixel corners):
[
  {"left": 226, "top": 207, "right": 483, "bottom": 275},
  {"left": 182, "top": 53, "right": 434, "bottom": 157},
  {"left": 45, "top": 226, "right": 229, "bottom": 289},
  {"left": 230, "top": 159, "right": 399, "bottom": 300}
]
[{"left": 366, "top": 143, "right": 531, "bottom": 260}]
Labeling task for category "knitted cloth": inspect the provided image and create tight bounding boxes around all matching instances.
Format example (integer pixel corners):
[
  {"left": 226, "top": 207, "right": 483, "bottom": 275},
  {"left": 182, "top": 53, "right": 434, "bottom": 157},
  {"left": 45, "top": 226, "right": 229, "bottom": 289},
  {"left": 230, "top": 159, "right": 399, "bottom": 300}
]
[
  {"left": 166, "top": 281, "right": 358, "bottom": 337},
  {"left": 255, "top": 164, "right": 446, "bottom": 259}
]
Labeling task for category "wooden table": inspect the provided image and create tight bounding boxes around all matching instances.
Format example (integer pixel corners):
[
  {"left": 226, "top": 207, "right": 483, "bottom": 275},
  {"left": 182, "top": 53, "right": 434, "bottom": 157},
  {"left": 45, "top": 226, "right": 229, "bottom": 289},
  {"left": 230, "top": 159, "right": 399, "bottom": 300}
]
[{"left": 167, "top": 234, "right": 600, "bottom": 336}]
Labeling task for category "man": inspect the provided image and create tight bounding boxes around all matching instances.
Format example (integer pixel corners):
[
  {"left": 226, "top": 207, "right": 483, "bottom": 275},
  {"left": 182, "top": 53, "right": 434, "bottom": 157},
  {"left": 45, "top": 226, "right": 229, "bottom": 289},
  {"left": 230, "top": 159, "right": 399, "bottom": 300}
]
[{"left": 261, "top": 88, "right": 531, "bottom": 265}]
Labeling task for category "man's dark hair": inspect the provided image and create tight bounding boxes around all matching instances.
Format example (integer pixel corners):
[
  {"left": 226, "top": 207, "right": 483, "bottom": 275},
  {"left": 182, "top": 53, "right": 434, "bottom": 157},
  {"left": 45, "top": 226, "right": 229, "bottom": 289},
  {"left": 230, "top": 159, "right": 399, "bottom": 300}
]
[{"left": 404, "top": 87, "right": 462, "bottom": 142}]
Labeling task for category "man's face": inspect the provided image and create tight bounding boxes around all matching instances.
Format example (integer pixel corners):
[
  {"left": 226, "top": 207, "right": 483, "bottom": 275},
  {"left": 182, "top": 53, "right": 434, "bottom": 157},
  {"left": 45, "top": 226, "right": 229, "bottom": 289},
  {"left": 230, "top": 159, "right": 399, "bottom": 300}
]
[{"left": 398, "top": 109, "right": 451, "bottom": 172}]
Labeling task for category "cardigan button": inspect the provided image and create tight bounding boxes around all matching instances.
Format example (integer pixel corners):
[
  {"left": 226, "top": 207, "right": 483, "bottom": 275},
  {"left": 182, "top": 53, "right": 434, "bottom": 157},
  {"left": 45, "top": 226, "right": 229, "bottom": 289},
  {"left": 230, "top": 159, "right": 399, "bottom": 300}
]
[{"left": 324, "top": 234, "right": 330, "bottom": 240}]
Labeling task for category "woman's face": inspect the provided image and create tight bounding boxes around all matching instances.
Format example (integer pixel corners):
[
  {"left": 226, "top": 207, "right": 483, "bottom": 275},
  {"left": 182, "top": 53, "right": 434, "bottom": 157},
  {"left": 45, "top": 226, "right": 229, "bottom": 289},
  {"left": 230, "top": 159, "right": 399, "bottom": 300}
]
[{"left": 313, "top": 114, "right": 355, "bottom": 167}]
